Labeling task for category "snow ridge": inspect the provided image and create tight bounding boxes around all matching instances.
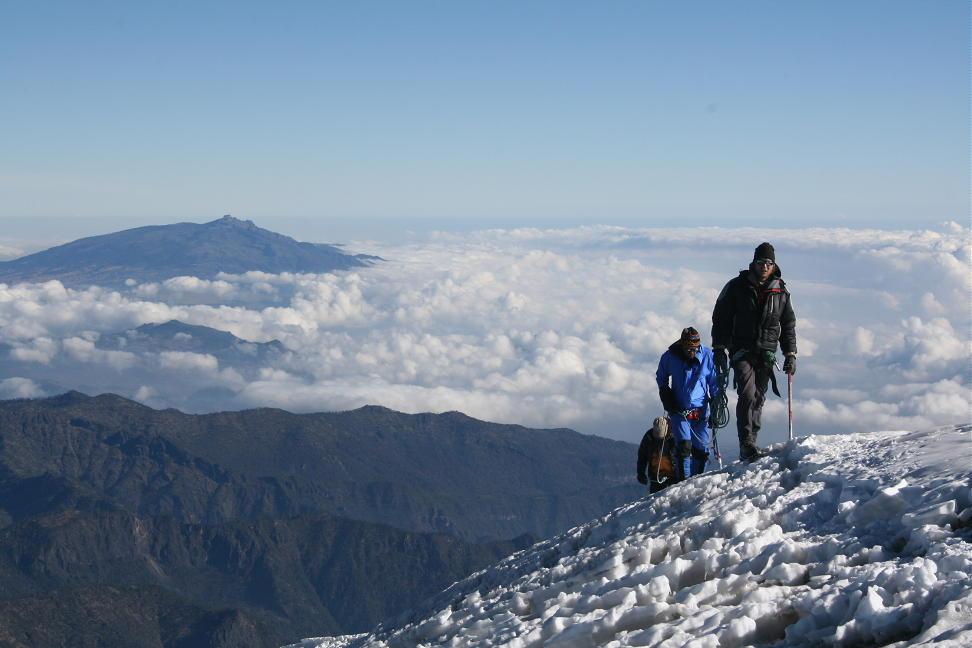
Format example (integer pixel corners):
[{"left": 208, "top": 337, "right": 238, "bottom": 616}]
[{"left": 297, "top": 426, "right": 972, "bottom": 648}]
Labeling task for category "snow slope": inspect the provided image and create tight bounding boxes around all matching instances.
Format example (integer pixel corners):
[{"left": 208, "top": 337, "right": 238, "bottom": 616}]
[{"left": 292, "top": 426, "right": 972, "bottom": 648}]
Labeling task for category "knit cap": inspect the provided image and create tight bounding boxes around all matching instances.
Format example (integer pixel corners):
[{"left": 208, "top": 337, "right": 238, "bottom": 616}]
[
  {"left": 680, "top": 327, "right": 701, "bottom": 348},
  {"left": 753, "top": 242, "right": 776, "bottom": 263}
]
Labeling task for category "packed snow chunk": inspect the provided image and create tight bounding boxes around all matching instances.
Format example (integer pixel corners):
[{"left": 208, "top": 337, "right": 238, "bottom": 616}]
[
  {"left": 834, "top": 586, "right": 922, "bottom": 646},
  {"left": 415, "top": 607, "right": 454, "bottom": 640},
  {"left": 763, "top": 562, "right": 809, "bottom": 586},
  {"left": 904, "top": 525, "right": 955, "bottom": 555},
  {"left": 293, "top": 426, "right": 972, "bottom": 648},
  {"left": 938, "top": 548, "right": 972, "bottom": 577},
  {"left": 718, "top": 615, "right": 757, "bottom": 648},
  {"left": 846, "top": 480, "right": 909, "bottom": 526},
  {"left": 510, "top": 591, "right": 531, "bottom": 616},
  {"left": 904, "top": 588, "right": 972, "bottom": 646},
  {"left": 642, "top": 574, "right": 671, "bottom": 602},
  {"left": 902, "top": 500, "right": 959, "bottom": 529}
]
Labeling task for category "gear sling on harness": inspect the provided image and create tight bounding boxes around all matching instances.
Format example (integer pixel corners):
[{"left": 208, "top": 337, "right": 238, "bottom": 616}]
[
  {"left": 682, "top": 408, "right": 702, "bottom": 421},
  {"left": 731, "top": 349, "right": 782, "bottom": 398}
]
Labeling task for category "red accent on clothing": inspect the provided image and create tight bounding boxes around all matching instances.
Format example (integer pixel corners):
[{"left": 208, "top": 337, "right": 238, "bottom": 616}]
[{"left": 757, "top": 286, "right": 782, "bottom": 306}]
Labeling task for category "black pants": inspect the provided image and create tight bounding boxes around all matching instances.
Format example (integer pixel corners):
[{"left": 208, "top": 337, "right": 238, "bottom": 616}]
[
  {"left": 734, "top": 356, "right": 771, "bottom": 451},
  {"left": 649, "top": 478, "right": 674, "bottom": 494}
]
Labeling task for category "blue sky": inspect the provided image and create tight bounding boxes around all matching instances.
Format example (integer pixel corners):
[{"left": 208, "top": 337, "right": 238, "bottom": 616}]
[{"left": 1, "top": 1, "right": 968, "bottom": 242}]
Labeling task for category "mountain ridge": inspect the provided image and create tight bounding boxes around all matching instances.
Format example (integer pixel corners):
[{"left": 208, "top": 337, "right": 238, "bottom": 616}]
[
  {"left": 0, "top": 392, "right": 590, "bottom": 645},
  {"left": 0, "top": 391, "right": 642, "bottom": 645},
  {"left": 2, "top": 391, "right": 638, "bottom": 540}
]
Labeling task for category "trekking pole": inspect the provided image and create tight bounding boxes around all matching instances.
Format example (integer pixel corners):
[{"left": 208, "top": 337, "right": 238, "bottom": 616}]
[{"left": 787, "top": 373, "right": 794, "bottom": 441}]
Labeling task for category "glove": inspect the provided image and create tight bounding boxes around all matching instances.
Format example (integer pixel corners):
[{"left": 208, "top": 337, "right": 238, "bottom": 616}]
[
  {"left": 659, "top": 386, "right": 677, "bottom": 414},
  {"left": 637, "top": 473, "right": 647, "bottom": 485},
  {"left": 783, "top": 354, "right": 796, "bottom": 375},
  {"left": 713, "top": 347, "right": 729, "bottom": 374}
]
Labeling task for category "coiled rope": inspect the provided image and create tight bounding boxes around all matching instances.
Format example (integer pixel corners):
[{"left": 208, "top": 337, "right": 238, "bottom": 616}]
[{"left": 708, "top": 367, "right": 731, "bottom": 468}]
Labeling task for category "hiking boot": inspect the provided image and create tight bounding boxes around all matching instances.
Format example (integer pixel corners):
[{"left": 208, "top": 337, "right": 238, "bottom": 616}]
[{"left": 739, "top": 444, "right": 765, "bottom": 462}]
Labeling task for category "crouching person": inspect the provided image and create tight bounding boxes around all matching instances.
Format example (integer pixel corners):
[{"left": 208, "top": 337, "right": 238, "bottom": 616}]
[
  {"left": 656, "top": 327, "right": 720, "bottom": 480},
  {"left": 636, "top": 416, "right": 678, "bottom": 493}
]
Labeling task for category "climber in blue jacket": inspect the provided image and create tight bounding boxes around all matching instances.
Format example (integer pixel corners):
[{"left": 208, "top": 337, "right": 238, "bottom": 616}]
[{"left": 655, "top": 327, "right": 720, "bottom": 480}]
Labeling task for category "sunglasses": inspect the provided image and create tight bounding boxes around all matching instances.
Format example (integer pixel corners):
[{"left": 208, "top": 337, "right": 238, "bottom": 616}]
[{"left": 754, "top": 259, "right": 775, "bottom": 267}]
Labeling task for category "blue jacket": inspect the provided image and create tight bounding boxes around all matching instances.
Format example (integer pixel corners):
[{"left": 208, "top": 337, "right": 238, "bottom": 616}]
[{"left": 656, "top": 343, "right": 720, "bottom": 411}]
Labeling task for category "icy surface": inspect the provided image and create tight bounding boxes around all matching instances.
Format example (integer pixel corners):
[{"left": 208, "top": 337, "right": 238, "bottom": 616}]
[
  {"left": 296, "top": 426, "right": 971, "bottom": 647},
  {"left": 283, "top": 635, "right": 366, "bottom": 648}
]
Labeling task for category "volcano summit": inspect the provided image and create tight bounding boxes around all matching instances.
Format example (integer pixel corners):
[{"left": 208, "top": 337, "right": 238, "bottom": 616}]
[{"left": 0, "top": 215, "right": 375, "bottom": 288}]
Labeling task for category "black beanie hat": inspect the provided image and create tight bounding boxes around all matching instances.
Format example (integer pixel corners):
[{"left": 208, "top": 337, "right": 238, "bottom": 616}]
[{"left": 753, "top": 242, "right": 776, "bottom": 263}]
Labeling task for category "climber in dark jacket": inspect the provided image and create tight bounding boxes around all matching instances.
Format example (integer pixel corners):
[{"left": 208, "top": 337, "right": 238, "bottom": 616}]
[
  {"left": 711, "top": 242, "right": 797, "bottom": 461},
  {"left": 636, "top": 416, "right": 678, "bottom": 494}
]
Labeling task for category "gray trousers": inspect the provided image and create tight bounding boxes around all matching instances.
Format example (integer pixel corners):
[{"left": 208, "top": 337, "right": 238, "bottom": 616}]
[{"left": 734, "top": 357, "right": 771, "bottom": 449}]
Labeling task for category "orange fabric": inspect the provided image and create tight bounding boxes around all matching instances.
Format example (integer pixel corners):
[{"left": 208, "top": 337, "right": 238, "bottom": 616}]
[{"left": 649, "top": 451, "right": 677, "bottom": 481}]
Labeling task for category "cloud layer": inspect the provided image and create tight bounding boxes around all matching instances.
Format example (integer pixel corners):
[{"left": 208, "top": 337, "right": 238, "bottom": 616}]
[{"left": 0, "top": 222, "right": 967, "bottom": 449}]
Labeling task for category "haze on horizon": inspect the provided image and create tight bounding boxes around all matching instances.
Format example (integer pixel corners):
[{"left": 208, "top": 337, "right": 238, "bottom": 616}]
[{"left": 1, "top": 1, "right": 969, "bottom": 247}]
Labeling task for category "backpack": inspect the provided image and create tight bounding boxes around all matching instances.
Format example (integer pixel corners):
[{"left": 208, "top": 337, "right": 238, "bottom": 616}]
[{"left": 647, "top": 417, "right": 677, "bottom": 482}]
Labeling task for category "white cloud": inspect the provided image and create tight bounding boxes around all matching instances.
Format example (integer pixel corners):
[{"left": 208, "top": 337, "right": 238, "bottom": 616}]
[
  {"left": 0, "top": 377, "right": 45, "bottom": 399},
  {"left": 919, "top": 292, "right": 947, "bottom": 316},
  {"left": 0, "top": 243, "right": 25, "bottom": 261},
  {"left": 134, "top": 385, "right": 157, "bottom": 403},
  {"left": 850, "top": 327, "right": 876, "bottom": 356},
  {"left": 158, "top": 351, "right": 219, "bottom": 372},
  {"left": 62, "top": 337, "right": 137, "bottom": 370},
  {"left": 796, "top": 377, "right": 971, "bottom": 433},
  {"left": 154, "top": 276, "right": 238, "bottom": 303},
  {"left": 872, "top": 316, "right": 968, "bottom": 381},
  {"left": 0, "top": 222, "right": 967, "bottom": 443},
  {"left": 9, "top": 337, "right": 59, "bottom": 364}
]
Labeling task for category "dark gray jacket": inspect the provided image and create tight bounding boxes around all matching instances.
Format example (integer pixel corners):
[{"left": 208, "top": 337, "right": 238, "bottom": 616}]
[{"left": 711, "top": 267, "right": 797, "bottom": 355}]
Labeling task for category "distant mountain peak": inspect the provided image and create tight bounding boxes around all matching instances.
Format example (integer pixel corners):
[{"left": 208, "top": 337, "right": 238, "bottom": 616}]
[
  {"left": 135, "top": 319, "right": 228, "bottom": 336},
  {"left": 46, "top": 390, "right": 92, "bottom": 405},
  {"left": 103, "top": 319, "right": 286, "bottom": 354},
  {"left": 43, "top": 390, "right": 141, "bottom": 410},
  {"left": 211, "top": 214, "right": 257, "bottom": 229},
  {"left": 0, "top": 216, "right": 373, "bottom": 287}
]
